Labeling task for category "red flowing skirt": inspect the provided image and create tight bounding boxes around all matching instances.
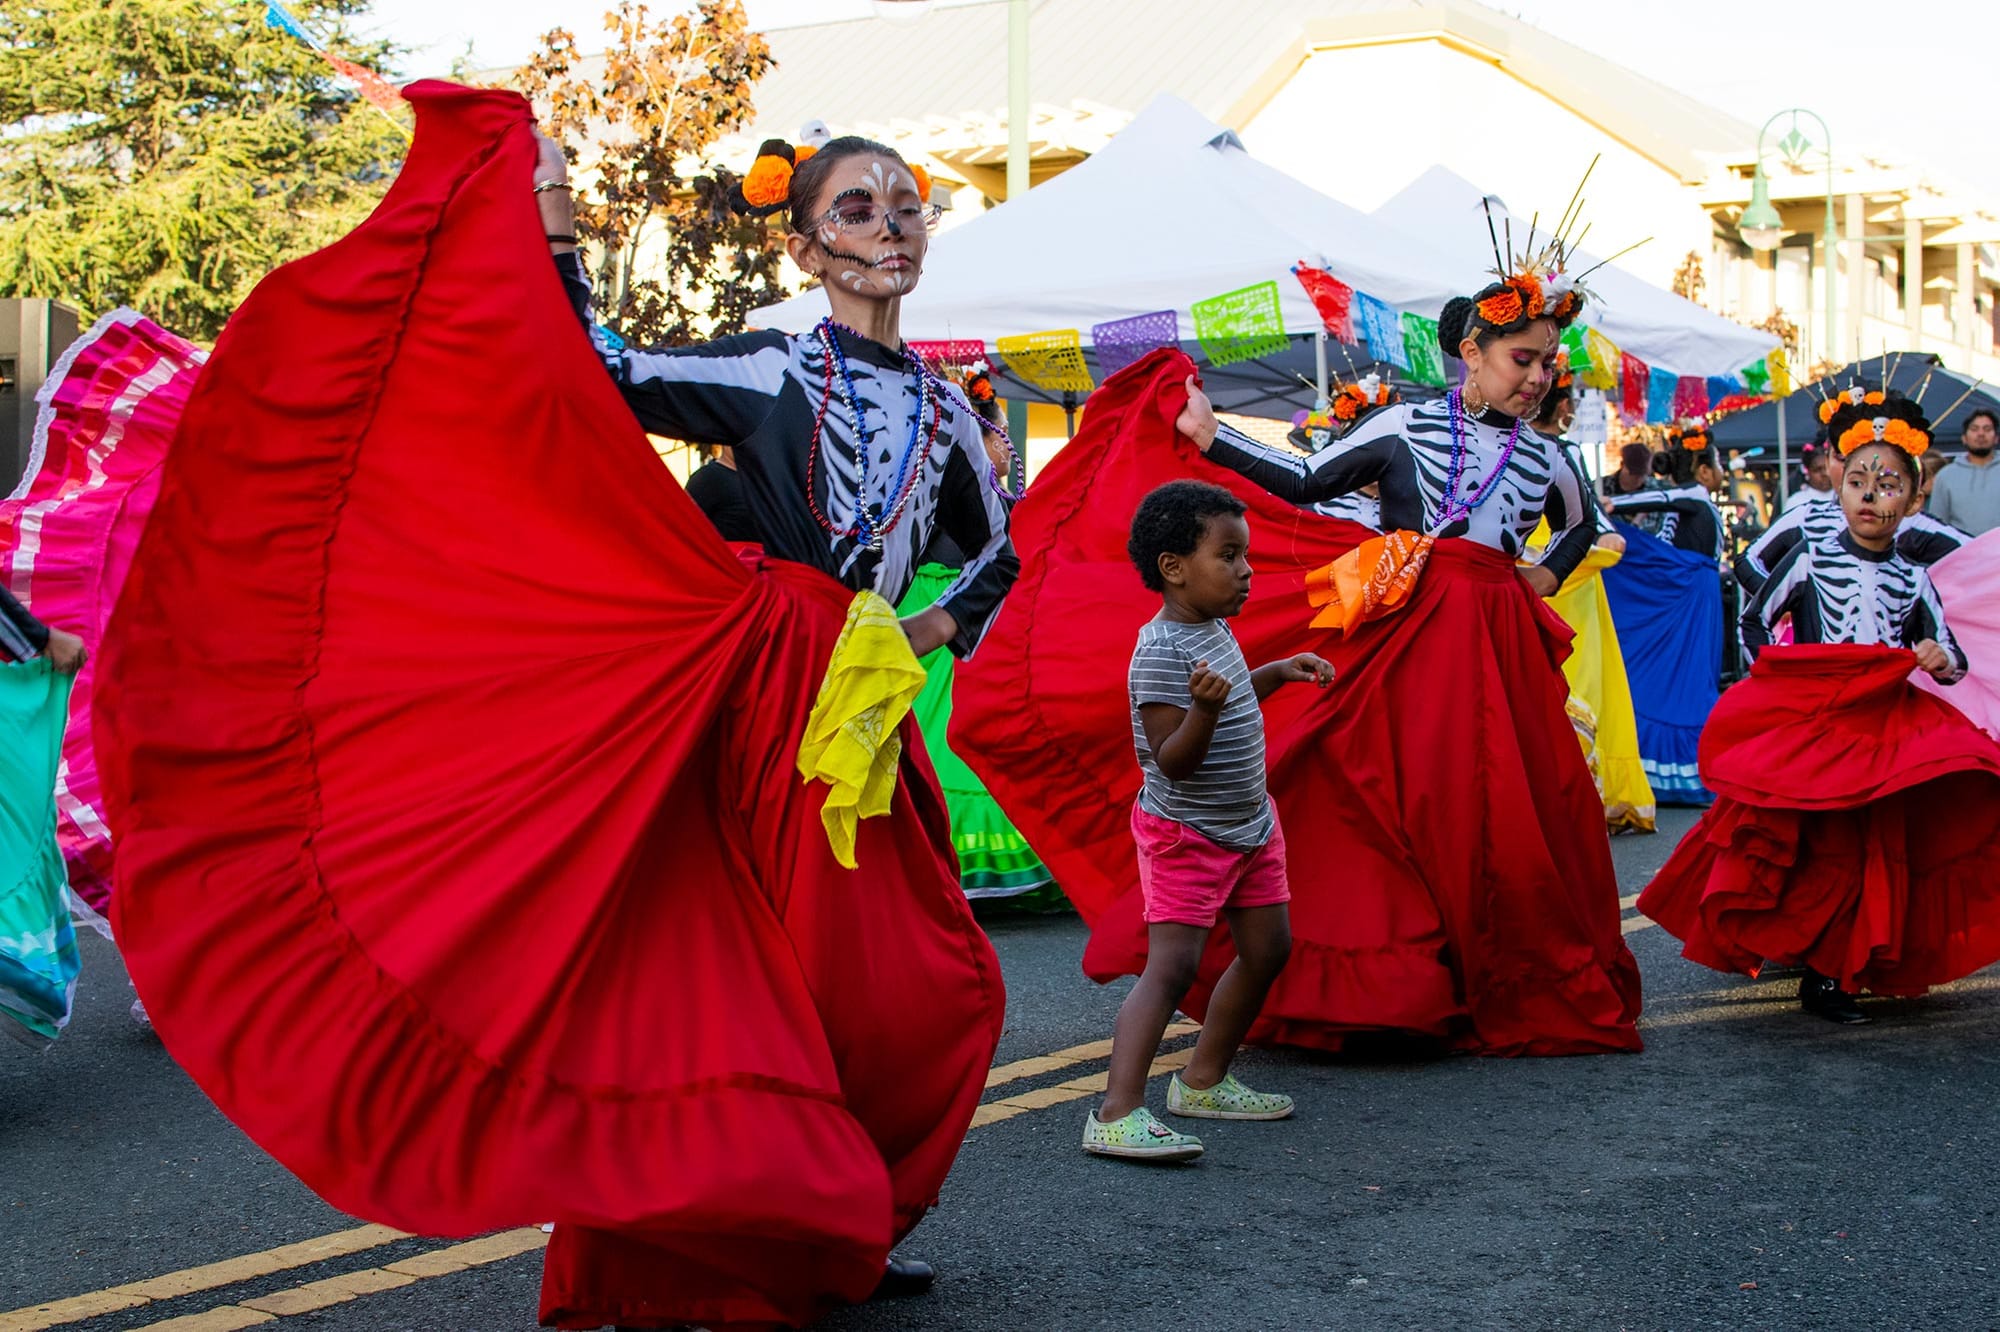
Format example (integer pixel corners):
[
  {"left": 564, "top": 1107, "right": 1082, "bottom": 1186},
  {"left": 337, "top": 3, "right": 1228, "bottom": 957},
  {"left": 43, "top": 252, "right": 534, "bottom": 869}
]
[
  {"left": 955, "top": 353, "right": 1641, "bottom": 1056},
  {"left": 1638, "top": 644, "right": 2000, "bottom": 994},
  {"left": 97, "top": 83, "right": 1001, "bottom": 1331}
]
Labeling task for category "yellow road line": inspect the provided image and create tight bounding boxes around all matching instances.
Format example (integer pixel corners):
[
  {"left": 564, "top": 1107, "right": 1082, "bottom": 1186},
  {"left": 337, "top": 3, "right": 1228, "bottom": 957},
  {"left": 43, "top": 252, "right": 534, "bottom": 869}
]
[
  {"left": 972, "top": 1047, "right": 1195, "bottom": 1128},
  {"left": 129, "top": 1230, "right": 548, "bottom": 1331},
  {"left": 0, "top": 1225, "right": 407, "bottom": 1332},
  {"left": 984, "top": 1020, "right": 1197, "bottom": 1091},
  {"left": 1618, "top": 893, "right": 1641, "bottom": 909},
  {"left": 1621, "top": 915, "right": 1658, "bottom": 935},
  {"left": 8, "top": 1024, "right": 1199, "bottom": 1331}
]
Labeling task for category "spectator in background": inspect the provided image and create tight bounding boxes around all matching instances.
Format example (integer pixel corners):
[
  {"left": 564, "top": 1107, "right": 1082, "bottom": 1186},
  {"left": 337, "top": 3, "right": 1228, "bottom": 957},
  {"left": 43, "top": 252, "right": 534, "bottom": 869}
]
[
  {"left": 681, "top": 444, "right": 760, "bottom": 544},
  {"left": 1929, "top": 408, "right": 2000, "bottom": 536},
  {"left": 0, "top": 585, "right": 86, "bottom": 673},
  {"left": 1603, "top": 443, "right": 1655, "bottom": 499}
]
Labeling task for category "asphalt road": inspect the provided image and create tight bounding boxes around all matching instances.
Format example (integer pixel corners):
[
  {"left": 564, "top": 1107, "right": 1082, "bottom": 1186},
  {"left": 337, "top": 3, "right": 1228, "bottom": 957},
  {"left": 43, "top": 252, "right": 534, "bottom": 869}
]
[{"left": 8, "top": 807, "right": 2000, "bottom": 1332}]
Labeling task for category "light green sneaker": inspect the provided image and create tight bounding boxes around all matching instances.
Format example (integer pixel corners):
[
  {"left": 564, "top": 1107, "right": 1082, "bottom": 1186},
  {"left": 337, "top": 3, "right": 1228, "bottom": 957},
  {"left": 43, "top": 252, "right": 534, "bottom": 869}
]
[
  {"left": 1166, "top": 1072, "right": 1295, "bottom": 1121},
  {"left": 1081, "top": 1105, "right": 1204, "bottom": 1162}
]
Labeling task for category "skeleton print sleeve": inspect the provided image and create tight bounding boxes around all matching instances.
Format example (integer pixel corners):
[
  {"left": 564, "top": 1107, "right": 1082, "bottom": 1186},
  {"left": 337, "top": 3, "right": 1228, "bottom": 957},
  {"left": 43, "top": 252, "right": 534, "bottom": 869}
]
[
  {"left": 553, "top": 251, "right": 788, "bottom": 446},
  {"left": 1906, "top": 573, "right": 1968, "bottom": 683},
  {"left": 1734, "top": 503, "right": 1810, "bottom": 594},
  {"left": 1533, "top": 445, "right": 1597, "bottom": 586},
  {"left": 1203, "top": 406, "right": 1403, "bottom": 505},
  {"left": 1741, "top": 539, "right": 1811, "bottom": 661},
  {"left": 928, "top": 432, "right": 1020, "bottom": 659}
]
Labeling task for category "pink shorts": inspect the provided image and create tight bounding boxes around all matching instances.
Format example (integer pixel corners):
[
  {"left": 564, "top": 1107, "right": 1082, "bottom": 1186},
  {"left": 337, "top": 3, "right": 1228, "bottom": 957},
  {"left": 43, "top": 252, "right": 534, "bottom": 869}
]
[{"left": 1132, "top": 802, "right": 1290, "bottom": 928}]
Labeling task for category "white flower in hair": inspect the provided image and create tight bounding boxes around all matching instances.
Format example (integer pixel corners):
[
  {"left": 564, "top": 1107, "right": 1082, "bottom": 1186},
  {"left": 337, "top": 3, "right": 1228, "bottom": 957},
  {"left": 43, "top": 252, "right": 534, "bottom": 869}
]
[
  {"left": 799, "top": 119, "right": 833, "bottom": 148},
  {"left": 969, "top": 358, "right": 990, "bottom": 375}
]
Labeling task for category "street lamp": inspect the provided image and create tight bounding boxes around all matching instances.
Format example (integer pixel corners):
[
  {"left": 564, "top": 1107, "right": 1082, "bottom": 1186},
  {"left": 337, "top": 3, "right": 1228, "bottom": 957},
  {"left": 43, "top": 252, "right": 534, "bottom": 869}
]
[{"left": 1741, "top": 108, "right": 1839, "bottom": 370}]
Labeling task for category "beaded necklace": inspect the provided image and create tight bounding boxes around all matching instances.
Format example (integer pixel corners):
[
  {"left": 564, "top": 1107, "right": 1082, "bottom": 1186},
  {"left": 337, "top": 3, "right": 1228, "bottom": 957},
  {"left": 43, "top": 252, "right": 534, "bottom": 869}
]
[
  {"left": 807, "top": 318, "right": 940, "bottom": 550},
  {"left": 1433, "top": 388, "right": 1525, "bottom": 533}
]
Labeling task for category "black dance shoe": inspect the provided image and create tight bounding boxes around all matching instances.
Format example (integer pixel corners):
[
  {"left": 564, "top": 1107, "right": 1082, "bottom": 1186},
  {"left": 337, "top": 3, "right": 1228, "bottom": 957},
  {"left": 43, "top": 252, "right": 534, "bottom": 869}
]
[
  {"left": 872, "top": 1253, "right": 937, "bottom": 1299},
  {"left": 1800, "top": 969, "right": 1869, "bottom": 1024}
]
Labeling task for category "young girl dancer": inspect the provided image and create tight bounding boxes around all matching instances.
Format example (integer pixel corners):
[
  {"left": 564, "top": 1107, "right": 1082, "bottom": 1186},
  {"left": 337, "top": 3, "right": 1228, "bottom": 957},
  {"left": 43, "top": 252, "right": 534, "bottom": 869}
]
[
  {"left": 97, "top": 84, "right": 1010, "bottom": 1332},
  {"left": 1177, "top": 237, "right": 1643, "bottom": 1056},
  {"left": 1639, "top": 390, "right": 2000, "bottom": 1023}
]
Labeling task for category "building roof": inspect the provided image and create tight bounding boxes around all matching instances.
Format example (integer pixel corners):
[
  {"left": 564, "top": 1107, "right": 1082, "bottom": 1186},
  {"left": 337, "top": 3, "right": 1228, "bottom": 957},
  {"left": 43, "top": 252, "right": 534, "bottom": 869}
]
[{"left": 728, "top": 0, "right": 1759, "bottom": 184}]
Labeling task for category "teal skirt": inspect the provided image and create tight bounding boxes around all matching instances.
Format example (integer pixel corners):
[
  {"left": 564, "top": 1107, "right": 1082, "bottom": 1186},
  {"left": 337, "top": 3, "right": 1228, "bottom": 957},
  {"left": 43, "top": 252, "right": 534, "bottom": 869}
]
[{"left": 1, "top": 659, "right": 78, "bottom": 1046}]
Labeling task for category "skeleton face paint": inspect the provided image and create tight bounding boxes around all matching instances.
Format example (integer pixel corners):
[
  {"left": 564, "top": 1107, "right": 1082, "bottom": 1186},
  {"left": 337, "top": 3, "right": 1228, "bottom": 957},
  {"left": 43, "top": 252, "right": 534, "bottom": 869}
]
[
  {"left": 1839, "top": 443, "right": 1913, "bottom": 548},
  {"left": 803, "top": 155, "right": 927, "bottom": 298}
]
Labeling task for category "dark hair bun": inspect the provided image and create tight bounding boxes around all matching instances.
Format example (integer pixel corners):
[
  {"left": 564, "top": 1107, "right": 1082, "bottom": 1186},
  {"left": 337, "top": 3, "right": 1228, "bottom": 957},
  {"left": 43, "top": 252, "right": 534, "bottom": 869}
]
[{"left": 1438, "top": 297, "right": 1476, "bottom": 360}]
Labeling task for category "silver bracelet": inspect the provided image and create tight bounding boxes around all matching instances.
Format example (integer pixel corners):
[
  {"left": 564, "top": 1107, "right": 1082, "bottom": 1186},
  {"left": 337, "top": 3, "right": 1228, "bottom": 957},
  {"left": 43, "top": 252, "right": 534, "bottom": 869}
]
[{"left": 532, "top": 179, "right": 572, "bottom": 195}]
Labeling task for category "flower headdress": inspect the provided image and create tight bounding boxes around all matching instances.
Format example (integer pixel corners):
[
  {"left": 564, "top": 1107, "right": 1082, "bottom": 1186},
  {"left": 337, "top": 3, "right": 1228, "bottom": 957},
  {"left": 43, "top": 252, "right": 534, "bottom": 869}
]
[
  {"left": 1459, "top": 157, "right": 1650, "bottom": 344},
  {"left": 729, "top": 123, "right": 934, "bottom": 218},
  {"left": 1329, "top": 372, "right": 1395, "bottom": 422},
  {"left": 1823, "top": 387, "right": 1933, "bottom": 458},
  {"left": 1671, "top": 418, "right": 1713, "bottom": 453}
]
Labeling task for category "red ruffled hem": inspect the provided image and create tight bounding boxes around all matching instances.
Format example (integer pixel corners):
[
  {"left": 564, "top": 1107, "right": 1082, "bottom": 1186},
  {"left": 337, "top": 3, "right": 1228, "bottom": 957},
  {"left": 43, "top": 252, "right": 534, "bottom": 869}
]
[{"left": 1642, "top": 646, "right": 2000, "bottom": 995}]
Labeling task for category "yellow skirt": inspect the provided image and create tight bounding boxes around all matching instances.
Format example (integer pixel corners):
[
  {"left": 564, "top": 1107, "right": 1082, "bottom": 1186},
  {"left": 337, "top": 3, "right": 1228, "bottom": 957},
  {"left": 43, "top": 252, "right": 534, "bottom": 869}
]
[{"left": 1537, "top": 535, "right": 1657, "bottom": 833}]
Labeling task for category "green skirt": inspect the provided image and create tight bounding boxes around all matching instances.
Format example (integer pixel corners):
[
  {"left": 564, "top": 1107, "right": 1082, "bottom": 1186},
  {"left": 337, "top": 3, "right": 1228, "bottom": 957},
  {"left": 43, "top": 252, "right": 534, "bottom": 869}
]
[
  {"left": 897, "top": 566, "right": 1061, "bottom": 906},
  {"left": 1, "top": 659, "right": 78, "bottom": 1046}
]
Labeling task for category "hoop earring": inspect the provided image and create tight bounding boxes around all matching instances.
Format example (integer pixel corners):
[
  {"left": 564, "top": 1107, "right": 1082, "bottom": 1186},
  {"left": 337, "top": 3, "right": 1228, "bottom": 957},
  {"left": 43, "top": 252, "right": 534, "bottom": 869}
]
[{"left": 1463, "top": 378, "right": 1487, "bottom": 416}]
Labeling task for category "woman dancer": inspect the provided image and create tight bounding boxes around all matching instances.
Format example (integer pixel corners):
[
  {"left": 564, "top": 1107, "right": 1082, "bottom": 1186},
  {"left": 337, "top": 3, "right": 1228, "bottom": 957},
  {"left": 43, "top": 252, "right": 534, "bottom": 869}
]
[
  {"left": 98, "top": 84, "right": 1008, "bottom": 1332},
  {"left": 1178, "top": 246, "right": 1643, "bottom": 1055},
  {"left": 1602, "top": 425, "right": 1726, "bottom": 563},
  {"left": 1639, "top": 390, "right": 2000, "bottom": 1023}
]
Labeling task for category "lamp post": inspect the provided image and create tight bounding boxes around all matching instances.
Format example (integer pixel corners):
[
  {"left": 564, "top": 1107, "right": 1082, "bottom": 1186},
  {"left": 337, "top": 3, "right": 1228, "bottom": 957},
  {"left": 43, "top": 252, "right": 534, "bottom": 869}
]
[
  {"left": 1738, "top": 108, "right": 1838, "bottom": 507},
  {"left": 1004, "top": 0, "right": 1030, "bottom": 483},
  {"left": 1739, "top": 109, "right": 1838, "bottom": 370}
]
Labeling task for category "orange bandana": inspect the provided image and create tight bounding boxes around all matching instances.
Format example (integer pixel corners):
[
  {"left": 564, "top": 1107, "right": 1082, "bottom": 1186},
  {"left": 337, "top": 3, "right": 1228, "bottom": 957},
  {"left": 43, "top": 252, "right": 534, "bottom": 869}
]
[{"left": 1305, "top": 530, "right": 1435, "bottom": 634}]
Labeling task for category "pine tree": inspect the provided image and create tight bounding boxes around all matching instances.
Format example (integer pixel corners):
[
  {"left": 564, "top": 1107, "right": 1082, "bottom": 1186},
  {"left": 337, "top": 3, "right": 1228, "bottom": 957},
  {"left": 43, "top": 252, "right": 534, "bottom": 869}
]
[
  {"left": 515, "top": 0, "right": 785, "bottom": 347},
  {"left": 0, "top": 0, "right": 406, "bottom": 342}
]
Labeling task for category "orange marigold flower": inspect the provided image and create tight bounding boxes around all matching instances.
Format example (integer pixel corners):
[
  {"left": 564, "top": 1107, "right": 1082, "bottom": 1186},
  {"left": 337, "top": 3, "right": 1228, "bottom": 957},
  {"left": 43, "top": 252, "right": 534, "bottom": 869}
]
[
  {"left": 1884, "top": 419, "right": 1931, "bottom": 456},
  {"left": 910, "top": 164, "right": 933, "bottom": 201},
  {"left": 1864, "top": 391, "right": 1885, "bottom": 405},
  {"left": 792, "top": 143, "right": 817, "bottom": 165},
  {"left": 1477, "top": 289, "right": 1525, "bottom": 326},
  {"left": 1551, "top": 291, "right": 1582, "bottom": 322},
  {"left": 1332, "top": 391, "right": 1362, "bottom": 421},
  {"left": 742, "top": 154, "right": 793, "bottom": 208},
  {"left": 1836, "top": 421, "right": 1873, "bottom": 453},
  {"left": 1818, "top": 399, "right": 1841, "bottom": 425},
  {"left": 1506, "top": 274, "right": 1546, "bottom": 319}
]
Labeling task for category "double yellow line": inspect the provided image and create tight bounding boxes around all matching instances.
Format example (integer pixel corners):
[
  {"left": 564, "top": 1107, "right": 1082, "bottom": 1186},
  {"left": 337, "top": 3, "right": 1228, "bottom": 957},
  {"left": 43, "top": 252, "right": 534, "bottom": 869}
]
[{"left": 2, "top": 1024, "right": 1201, "bottom": 1332}]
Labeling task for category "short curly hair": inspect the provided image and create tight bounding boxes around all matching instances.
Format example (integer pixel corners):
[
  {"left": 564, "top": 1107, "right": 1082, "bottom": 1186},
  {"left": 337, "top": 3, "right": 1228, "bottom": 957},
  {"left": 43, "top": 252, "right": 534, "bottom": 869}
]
[{"left": 1128, "top": 480, "right": 1246, "bottom": 593}]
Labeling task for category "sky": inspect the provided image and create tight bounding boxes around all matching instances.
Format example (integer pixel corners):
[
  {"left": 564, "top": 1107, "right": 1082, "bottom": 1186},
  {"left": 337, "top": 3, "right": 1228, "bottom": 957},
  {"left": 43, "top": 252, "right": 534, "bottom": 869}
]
[{"left": 362, "top": 0, "right": 2000, "bottom": 199}]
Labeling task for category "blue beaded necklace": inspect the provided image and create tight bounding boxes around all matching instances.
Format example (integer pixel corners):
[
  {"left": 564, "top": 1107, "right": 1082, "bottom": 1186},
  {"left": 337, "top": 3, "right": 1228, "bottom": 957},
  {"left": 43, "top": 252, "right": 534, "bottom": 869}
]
[
  {"left": 1434, "top": 388, "right": 1524, "bottom": 532},
  {"left": 813, "top": 317, "right": 937, "bottom": 550}
]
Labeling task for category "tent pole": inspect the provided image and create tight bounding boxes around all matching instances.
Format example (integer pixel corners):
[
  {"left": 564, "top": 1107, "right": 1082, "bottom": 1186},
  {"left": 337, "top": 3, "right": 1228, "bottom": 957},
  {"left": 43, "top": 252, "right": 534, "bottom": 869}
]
[
  {"left": 1063, "top": 390, "right": 1077, "bottom": 439},
  {"left": 1314, "top": 331, "right": 1330, "bottom": 410},
  {"left": 1775, "top": 386, "right": 1790, "bottom": 513}
]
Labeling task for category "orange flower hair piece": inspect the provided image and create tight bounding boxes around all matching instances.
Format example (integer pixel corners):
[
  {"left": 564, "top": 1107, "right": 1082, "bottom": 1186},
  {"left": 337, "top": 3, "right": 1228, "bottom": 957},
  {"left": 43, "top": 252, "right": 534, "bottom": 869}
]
[
  {"left": 1331, "top": 387, "right": 1364, "bottom": 421},
  {"left": 1837, "top": 416, "right": 1931, "bottom": 457},
  {"left": 1505, "top": 273, "right": 1546, "bottom": 319},
  {"left": 1819, "top": 384, "right": 1869, "bottom": 425},
  {"left": 741, "top": 153, "right": 794, "bottom": 208},
  {"left": 909, "top": 163, "right": 933, "bottom": 202},
  {"left": 792, "top": 143, "right": 817, "bottom": 165},
  {"left": 1476, "top": 287, "right": 1525, "bottom": 326},
  {"left": 1680, "top": 430, "right": 1711, "bottom": 452}
]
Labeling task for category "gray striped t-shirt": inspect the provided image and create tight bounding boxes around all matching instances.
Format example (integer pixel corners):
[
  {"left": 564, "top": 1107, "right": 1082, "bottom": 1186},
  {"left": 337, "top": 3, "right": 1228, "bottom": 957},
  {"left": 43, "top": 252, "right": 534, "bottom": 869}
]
[{"left": 1129, "top": 616, "right": 1274, "bottom": 851}]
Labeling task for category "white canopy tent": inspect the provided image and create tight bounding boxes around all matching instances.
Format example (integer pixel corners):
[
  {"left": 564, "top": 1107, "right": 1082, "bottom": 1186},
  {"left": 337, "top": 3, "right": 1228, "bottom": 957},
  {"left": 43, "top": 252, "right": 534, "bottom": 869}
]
[
  {"left": 751, "top": 95, "right": 1464, "bottom": 421},
  {"left": 1372, "top": 166, "right": 1779, "bottom": 381}
]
